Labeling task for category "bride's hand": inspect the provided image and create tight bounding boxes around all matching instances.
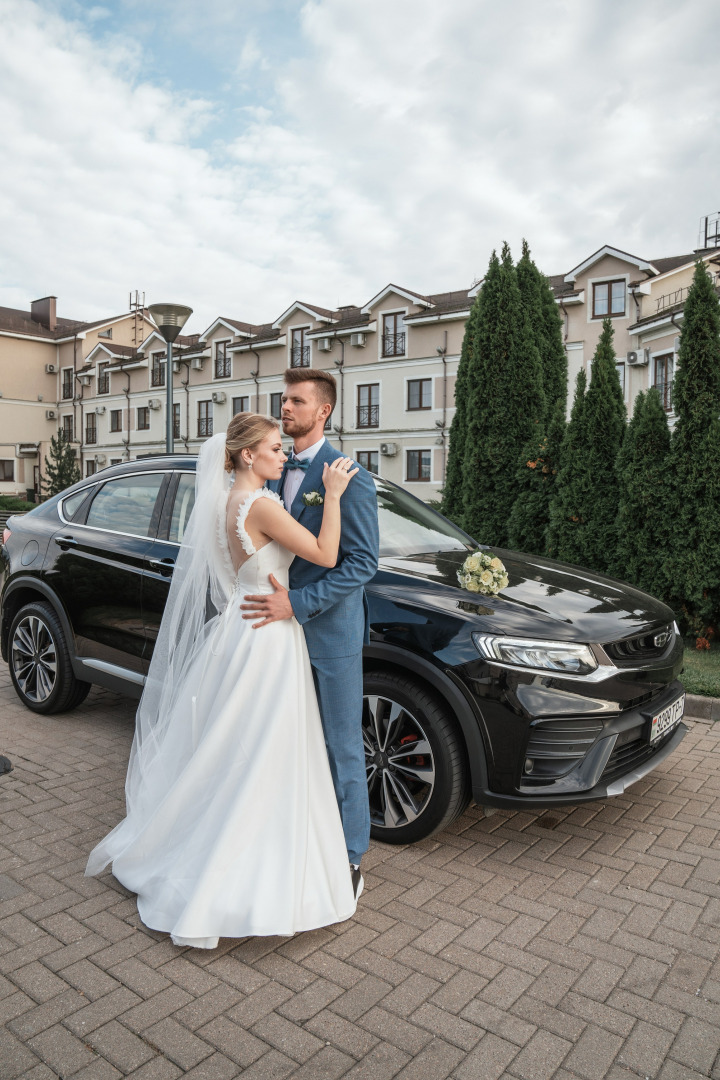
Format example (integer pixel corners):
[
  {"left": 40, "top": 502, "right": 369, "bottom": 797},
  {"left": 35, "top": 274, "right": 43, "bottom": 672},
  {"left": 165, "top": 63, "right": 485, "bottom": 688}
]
[{"left": 322, "top": 457, "right": 359, "bottom": 498}]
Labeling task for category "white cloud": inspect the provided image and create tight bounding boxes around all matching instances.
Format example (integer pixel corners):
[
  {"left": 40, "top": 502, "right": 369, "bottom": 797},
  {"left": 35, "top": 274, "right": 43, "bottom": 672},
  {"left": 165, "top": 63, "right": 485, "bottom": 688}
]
[{"left": 1, "top": 0, "right": 719, "bottom": 334}]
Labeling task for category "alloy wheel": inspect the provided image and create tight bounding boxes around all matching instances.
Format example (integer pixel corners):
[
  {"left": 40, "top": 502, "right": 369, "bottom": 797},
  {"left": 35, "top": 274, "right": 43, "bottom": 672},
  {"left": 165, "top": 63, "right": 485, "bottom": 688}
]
[
  {"left": 363, "top": 694, "right": 436, "bottom": 830},
  {"left": 11, "top": 615, "right": 58, "bottom": 704}
]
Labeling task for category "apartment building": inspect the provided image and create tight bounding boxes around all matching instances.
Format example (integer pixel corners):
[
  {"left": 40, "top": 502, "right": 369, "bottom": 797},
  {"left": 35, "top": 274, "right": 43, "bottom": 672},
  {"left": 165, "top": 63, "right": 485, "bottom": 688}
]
[
  {"left": 3, "top": 225, "right": 718, "bottom": 502},
  {"left": 0, "top": 297, "right": 155, "bottom": 499}
]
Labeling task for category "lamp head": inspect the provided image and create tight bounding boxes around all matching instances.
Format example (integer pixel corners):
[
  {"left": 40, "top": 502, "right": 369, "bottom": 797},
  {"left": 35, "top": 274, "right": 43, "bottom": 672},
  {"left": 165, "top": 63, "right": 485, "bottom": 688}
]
[{"left": 148, "top": 303, "right": 193, "bottom": 344}]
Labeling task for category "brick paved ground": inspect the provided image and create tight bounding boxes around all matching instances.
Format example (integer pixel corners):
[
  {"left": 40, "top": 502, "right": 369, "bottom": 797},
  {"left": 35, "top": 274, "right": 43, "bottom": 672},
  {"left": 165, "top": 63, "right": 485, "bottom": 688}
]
[{"left": 1, "top": 660, "right": 719, "bottom": 1080}]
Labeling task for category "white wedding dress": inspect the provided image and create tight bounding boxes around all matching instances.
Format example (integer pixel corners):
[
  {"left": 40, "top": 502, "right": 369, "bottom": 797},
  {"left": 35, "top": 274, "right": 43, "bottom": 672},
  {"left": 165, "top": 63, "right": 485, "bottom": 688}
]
[{"left": 86, "top": 487, "right": 356, "bottom": 948}]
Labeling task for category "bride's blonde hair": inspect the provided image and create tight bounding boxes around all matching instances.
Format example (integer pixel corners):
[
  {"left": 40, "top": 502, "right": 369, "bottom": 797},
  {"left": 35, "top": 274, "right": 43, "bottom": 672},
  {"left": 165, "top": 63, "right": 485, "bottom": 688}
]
[{"left": 224, "top": 412, "right": 280, "bottom": 473}]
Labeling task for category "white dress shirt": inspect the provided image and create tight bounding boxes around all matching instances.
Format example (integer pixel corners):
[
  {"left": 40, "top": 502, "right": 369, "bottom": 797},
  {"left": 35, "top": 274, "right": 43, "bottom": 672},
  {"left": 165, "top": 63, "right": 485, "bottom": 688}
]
[{"left": 283, "top": 436, "right": 326, "bottom": 511}]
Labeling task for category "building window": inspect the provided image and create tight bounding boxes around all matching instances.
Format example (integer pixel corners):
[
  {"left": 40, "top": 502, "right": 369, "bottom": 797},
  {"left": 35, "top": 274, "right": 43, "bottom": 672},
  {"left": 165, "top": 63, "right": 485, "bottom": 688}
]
[
  {"left": 215, "top": 340, "right": 231, "bottom": 379},
  {"left": 137, "top": 406, "right": 150, "bottom": 430},
  {"left": 407, "top": 378, "right": 432, "bottom": 410},
  {"left": 592, "top": 280, "right": 626, "bottom": 318},
  {"left": 110, "top": 458, "right": 122, "bottom": 465},
  {"left": 98, "top": 327, "right": 112, "bottom": 339},
  {"left": 357, "top": 384, "right": 379, "bottom": 428},
  {"left": 654, "top": 354, "right": 673, "bottom": 412},
  {"left": 382, "top": 313, "right": 406, "bottom": 357},
  {"left": 173, "top": 403, "right": 181, "bottom": 439},
  {"left": 110, "top": 409, "right": 122, "bottom": 433},
  {"left": 615, "top": 362, "right": 626, "bottom": 396},
  {"left": 407, "top": 449, "right": 431, "bottom": 482},
  {"left": 62, "top": 368, "right": 73, "bottom": 400},
  {"left": 62, "top": 415, "right": 74, "bottom": 441},
  {"left": 86, "top": 460, "right": 96, "bottom": 477},
  {"left": 356, "top": 450, "right": 378, "bottom": 474},
  {"left": 98, "top": 362, "right": 110, "bottom": 395},
  {"left": 233, "top": 396, "right": 250, "bottom": 415},
  {"left": 151, "top": 352, "right": 166, "bottom": 387},
  {"left": 198, "top": 400, "right": 213, "bottom": 437},
  {"left": 85, "top": 413, "right": 97, "bottom": 445},
  {"left": 291, "top": 328, "right": 310, "bottom": 368},
  {"left": 0, "top": 460, "right": 14, "bottom": 481},
  {"left": 270, "top": 393, "right": 283, "bottom": 420}
]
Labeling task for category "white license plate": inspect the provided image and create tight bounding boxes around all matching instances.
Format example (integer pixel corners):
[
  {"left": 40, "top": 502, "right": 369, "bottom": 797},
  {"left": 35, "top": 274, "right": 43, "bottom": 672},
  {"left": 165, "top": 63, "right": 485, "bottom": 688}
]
[{"left": 650, "top": 694, "right": 685, "bottom": 744}]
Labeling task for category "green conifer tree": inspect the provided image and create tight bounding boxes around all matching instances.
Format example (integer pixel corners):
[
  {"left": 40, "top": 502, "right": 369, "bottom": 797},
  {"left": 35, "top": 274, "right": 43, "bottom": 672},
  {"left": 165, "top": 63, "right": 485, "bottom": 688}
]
[
  {"left": 462, "top": 243, "right": 545, "bottom": 545},
  {"left": 662, "top": 260, "right": 720, "bottom": 630},
  {"left": 441, "top": 296, "right": 480, "bottom": 524},
  {"left": 516, "top": 239, "right": 567, "bottom": 419},
  {"left": 546, "top": 368, "right": 589, "bottom": 563},
  {"left": 614, "top": 388, "right": 671, "bottom": 594},
  {"left": 43, "top": 431, "right": 81, "bottom": 496},
  {"left": 507, "top": 399, "right": 566, "bottom": 555},
  {"left": 576, "top": 319, "right": 626, "bottom": 572}
]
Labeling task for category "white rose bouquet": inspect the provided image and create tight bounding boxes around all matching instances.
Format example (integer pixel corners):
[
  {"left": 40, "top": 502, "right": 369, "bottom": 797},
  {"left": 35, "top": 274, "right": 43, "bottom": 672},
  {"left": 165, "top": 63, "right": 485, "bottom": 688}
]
[{"left": 457, "top": 550, "right": 509, "bottom": 595}]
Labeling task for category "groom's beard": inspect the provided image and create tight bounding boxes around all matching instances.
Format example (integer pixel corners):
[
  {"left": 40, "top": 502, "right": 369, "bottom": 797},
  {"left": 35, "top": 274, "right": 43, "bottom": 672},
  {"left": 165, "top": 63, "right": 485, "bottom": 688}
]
[{"left": 282, "top": 416, "right": 316, "bottom": 440}]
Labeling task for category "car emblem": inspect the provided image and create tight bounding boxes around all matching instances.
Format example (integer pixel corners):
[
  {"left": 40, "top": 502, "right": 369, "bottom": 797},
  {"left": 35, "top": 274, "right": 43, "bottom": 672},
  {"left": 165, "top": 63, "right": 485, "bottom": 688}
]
[{"left": 654, "top": 630, "right": 670, "bottom": 648}]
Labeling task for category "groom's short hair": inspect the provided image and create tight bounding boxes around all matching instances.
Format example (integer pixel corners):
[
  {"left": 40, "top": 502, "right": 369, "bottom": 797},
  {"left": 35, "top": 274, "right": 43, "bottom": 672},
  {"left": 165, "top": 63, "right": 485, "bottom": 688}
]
[{"left": 284, "top": 368, "right": 337, "bottom": 410}]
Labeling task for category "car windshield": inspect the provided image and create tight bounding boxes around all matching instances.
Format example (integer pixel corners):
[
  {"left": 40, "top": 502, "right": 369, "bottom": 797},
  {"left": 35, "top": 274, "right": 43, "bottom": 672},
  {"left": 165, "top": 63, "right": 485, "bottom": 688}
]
[{"left": 375, "top": 479, "right": 472, "bottom": 558}]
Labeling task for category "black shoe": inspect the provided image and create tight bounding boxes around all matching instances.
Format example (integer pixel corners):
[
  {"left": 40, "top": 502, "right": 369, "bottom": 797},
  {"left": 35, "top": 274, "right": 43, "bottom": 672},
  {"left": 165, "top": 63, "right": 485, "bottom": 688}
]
[
  {"left": 350, "top": 863, "right": 364, "bottom": 900},
  {"left": 0, "top": 756, "right": 12, "bottom": 775}
]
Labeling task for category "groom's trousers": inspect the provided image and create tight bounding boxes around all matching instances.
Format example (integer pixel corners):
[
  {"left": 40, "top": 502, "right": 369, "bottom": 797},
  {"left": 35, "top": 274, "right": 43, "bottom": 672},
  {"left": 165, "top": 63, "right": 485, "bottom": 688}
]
[{"left": 309, "top": 650, "right": 370, "bottom": 866}]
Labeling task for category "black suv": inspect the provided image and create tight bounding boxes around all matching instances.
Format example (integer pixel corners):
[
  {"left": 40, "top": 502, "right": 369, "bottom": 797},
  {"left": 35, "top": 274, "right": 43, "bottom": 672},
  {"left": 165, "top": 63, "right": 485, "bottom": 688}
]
[{"left": 1, "top": 456, "right": 686, "bottom": 843}]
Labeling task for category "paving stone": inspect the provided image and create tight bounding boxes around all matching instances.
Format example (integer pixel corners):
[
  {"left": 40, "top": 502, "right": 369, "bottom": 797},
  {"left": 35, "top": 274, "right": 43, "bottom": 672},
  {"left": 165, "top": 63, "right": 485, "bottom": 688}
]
[
  {"left": 507, "top": 1028, "right": 572, "bottom": 1080},
  {"left": 276, "top": 975, "right": 343, "bottom": 1020},
  {"left": 287, "top": 1045, "right": 355, "bottom": 1080},
  {"left": 174, "top": 984, "right": 244, "bottom": 1031},
  {"left": 231, "top": 1049, "right": 297, "bottom": 1080},
  {"left": 329, "top": 974, "right": 393, "bottom": 1021},
  {"left": 28, "top": 1022, "right": 99, "bottom": 1075},
  {"left": 562, "top": 1022, "right": 623, "bottom": 1079},
  {"left": 358, "top": 1005, "right": 433, "bottom": 1055},
  {"left": 341, "top": 1041, "right": 411, "bottom": 1080},
  {"left": 87, "top": 1020, "right": 157, "bottom": 1072},
  {"left": 121, "top": 985, "right": 194, "bottom": 1032},
  {"left": 668, "top": 1015, "right": 720, "bottom": 1074},
  {"left": 453, "top": 1031, "right": 520, "bottom": 1080},
  {"left": 617, "top": 1019, "right": 675, "bottom": 1077},
  {"left": 0, "top": 1026, "right": 43, "bottom": 1080},
  {"left": 196, "top": 1016, "right": 267, "bottom": 1067},
  {"left": 251, "top": 1010, "right": 325, "bottom": 1063},
  {"left": 144, "top": 1016, "right": 215, "bottom": 1070},
  {"left": 305, "top": 1008, "right": 379, "bottom": 1058},
  {"left": 7, "top": 987, "right": 87, "bottom": 1039},
  {"left": 9, "top": 959, "right": 71, "bottom": 1002}
]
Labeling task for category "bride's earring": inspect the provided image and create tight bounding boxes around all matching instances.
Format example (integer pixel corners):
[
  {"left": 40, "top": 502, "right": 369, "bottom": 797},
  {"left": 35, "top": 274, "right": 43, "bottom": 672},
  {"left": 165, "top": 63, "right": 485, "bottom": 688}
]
[{"left": 248, "top": 457, "right": 254, "bottom": 473}]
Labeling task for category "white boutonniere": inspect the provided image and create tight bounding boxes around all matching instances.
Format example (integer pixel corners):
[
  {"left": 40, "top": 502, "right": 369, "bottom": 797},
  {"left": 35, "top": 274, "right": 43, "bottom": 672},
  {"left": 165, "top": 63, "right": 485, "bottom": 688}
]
[{"left": 302, "top": 491, "right": 324, "bottom": 506}]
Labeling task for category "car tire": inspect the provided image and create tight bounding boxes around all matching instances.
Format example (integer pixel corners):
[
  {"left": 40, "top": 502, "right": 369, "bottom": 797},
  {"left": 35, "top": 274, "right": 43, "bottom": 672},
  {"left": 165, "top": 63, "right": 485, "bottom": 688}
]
[
  {"left": 363, "top": 671, "right": 471, "bottom": 844},
  {"left": 9, "top": 601, "right": 91, "bottom": 715}
]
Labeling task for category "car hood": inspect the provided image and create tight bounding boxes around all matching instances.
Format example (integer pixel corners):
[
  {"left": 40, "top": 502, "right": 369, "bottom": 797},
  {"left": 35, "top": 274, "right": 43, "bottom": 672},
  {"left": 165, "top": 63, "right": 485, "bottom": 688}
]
[{"left": 371, "top": 547, "right": 675, "bottom": 645}]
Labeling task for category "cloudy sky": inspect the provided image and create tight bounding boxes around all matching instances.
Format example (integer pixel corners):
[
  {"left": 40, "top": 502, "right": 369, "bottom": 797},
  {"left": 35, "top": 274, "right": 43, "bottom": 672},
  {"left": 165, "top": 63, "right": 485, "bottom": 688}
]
[{"left": 1, "top": 0, "right": 719, "bottom": 333}]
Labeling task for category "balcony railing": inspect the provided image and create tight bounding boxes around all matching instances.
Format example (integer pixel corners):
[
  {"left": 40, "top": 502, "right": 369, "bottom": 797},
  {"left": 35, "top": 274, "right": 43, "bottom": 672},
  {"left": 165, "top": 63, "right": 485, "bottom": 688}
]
[
  {"left": 151, "top": 367, "right": 166, "bottom": 387},
  {"left": 62, "top": 380, "right": 73, "bottom": 400},
  {"left": 382, "top": 332, "right": 405, "bottom": 357},
  {"left": 197, "top": 417, "right": 213, "bottom": 437},
  {"left": 291, "top": 346, "right": 310, "bottom": 368},
  {"left": 98, "top": 375, "right": 109, "bottom": 394},
  {"left": 214, "top": 357, "right": 231, "bottom": 378},
  {"left": 85, "top": 428, "right": 97, "bottom": 445},
  {"left": 357, "top": 404, "right": 379, "bottom": 429},
  {"left": 656, "top": 380, "right": 673, "bottom": 412}
]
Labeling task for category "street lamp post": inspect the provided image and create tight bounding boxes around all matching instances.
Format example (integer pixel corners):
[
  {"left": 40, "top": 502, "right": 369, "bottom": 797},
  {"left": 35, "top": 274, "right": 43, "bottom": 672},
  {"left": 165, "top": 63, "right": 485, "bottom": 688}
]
[{"left": 148, "top": 303, "right": 193, "bottom": 453}]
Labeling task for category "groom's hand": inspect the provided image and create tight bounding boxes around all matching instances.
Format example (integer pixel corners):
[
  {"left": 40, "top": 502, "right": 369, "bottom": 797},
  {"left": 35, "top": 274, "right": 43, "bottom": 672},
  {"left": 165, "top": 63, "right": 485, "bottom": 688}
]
[{"left": 242, "top": 574, "right": 294, "bottom": 628}]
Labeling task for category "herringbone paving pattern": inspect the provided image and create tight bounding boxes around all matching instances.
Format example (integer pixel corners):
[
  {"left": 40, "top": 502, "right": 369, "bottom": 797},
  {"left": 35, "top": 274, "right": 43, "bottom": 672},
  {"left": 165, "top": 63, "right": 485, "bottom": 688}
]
[{"left": 1, "top": 661, "right": 719, "bottom": 1079}]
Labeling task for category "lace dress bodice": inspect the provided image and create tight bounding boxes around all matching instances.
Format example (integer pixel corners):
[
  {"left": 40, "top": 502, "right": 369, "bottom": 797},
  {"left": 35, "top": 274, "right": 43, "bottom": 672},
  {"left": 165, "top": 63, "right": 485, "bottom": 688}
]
[{"left": 223, "top": 488, "right": 294, "bottom": 595}]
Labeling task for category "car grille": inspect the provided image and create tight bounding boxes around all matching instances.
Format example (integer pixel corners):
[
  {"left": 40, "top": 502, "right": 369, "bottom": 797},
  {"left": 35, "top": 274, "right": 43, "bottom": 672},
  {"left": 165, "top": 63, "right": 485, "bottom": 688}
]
[
  {"left": 526, "top": 719, "right": 604, "bottom": 760},
  {"left": 604, "top": 623, "right": 674, "bottom": 667},
  {"left": 600, "top": 726, "right": 675, "bottom": 784}
]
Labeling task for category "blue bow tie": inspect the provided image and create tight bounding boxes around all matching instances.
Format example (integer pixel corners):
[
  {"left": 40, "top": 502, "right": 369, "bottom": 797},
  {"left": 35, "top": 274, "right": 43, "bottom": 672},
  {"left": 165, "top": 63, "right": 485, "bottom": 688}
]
[{"left": 285, "top": 456, "right": 310, "bottom": 472}]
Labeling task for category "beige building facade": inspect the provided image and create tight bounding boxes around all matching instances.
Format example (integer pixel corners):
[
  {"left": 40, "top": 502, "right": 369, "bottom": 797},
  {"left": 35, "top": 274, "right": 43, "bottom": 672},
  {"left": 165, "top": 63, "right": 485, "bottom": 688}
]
[{"left": 2, "top": 236, "right": 718, "bottom": 502}]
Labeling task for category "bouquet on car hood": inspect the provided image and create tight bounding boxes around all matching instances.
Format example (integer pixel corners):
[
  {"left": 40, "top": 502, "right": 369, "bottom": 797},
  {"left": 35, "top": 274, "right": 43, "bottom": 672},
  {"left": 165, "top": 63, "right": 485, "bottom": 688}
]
[{"left": 457, "top": 550, "right": 509, "bottom": 595}]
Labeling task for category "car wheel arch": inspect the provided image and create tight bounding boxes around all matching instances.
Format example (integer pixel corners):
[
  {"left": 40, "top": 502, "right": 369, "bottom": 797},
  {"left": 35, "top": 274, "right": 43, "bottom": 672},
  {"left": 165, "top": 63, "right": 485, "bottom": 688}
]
[
  {"left": 363, "top": 642, "right": 490, "bottom": 804},
  {"left": 2, "top": 578, "right": 77, "bottom": 665}
]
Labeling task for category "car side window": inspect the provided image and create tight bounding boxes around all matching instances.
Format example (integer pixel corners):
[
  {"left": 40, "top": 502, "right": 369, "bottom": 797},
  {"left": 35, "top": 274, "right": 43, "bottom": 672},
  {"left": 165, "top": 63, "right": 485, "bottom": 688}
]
[
  {"left": 85, "top": 474, "right": 165, "bottom": 538},
  {"left": 168, "top": 473, "right": 196, "bottom": 544},
  {"left": 62, "top": 486, "right": 96, "bottom": 521}
]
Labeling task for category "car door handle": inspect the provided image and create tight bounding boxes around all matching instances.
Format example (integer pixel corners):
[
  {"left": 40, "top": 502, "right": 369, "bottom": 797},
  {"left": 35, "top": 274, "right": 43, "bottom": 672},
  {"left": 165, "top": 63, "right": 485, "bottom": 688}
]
[
  {"left": 146, "top": 557, "right": 175, "bottom": 575},
  {"left": 54, "top": 535, "right": 78, "bottom": 548}
]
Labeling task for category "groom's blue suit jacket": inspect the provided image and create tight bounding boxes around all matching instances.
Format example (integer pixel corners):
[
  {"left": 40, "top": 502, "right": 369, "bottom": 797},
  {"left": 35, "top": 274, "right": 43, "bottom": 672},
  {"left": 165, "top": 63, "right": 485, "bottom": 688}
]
[{"left": 269, "top": 440, "right": 379, "bottom": 658}]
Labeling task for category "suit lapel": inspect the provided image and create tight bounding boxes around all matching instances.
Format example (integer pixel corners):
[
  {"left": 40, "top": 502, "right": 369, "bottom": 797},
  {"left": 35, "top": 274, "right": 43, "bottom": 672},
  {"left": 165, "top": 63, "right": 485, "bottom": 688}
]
[{"left": 291, "top": 440, "right": 337, "bottom": 521}]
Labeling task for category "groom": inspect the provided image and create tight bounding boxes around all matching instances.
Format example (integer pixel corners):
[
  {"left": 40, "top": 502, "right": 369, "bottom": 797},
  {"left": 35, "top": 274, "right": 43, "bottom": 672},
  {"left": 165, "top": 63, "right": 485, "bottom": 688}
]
[{"left": 242, "top": 368, "right": 380, "bottom": 896}]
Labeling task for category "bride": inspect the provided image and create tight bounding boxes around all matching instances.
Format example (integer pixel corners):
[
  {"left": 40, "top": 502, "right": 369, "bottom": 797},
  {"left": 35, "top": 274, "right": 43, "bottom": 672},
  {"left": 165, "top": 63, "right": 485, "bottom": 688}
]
[{"left": 86, "top": 412, "right": 359, "bottom": 948}]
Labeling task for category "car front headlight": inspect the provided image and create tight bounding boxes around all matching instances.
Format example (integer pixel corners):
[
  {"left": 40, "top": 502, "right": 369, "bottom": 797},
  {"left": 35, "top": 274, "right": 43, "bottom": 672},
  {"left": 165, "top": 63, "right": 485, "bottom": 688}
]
[{"left": 472, "top": 633, "right": 598, "bottom": 675}]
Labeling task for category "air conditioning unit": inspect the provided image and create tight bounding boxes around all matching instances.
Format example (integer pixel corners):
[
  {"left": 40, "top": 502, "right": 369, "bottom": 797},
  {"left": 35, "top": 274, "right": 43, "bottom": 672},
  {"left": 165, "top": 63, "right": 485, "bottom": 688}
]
[
  {"left": 45, "top": 409, "right": 56, "bottom": 420},
  {"left": 350, "top": 333, "right": 366, "bottom": 348},
  {"left": 192, "top": 357, "right": 205, "bottom": 371},
  {"left": 172, "top": 360, "right": 182, "bottom": 373},
  {"left": 79, "top": 374, "right": 91, "bottom": 386},
  {"left": 673, "top": 336, "right": 681, "bottom": 352},
  {"left": 317, "top": 337, "right": 332, "bottom": 352},
  {"left": 148, "top": 398, "right": 162, "bottom": 410},
  {"left": 211, "top": 391, "right": 226, "bottom": 404},
  {"left": 380, "top": 442, "right": 397, "bottom": 457},
  {"left": 95, "top": 454, "right": 107, "bottom": 466},
  {"left": 95, "top": 405, "right": 106, "bottom": 415},
  {"left": 17, "top": 443, "right": 39, "bottom": 456},
  {"left": 45, "top": 363, "right": 56, "bottom": 374},
  {"left": 626, "top": 349, "right": 649, "bottom": 366}
]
